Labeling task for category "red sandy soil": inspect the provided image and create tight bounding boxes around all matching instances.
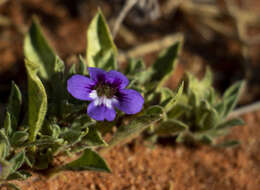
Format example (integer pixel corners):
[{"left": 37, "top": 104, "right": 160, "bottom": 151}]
[{"left": 5, "top": 111, "right": 260, "bottom": 190}]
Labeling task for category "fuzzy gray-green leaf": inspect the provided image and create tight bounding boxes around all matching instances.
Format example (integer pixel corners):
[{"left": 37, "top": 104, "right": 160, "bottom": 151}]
[
  {"left": 145, "top": 105, "right": 165, "bottom": 116},
  {"left": 7, "top": 82, "right": 22, "bottom": 131},
  {"left": 7, "top": 170, "right": 32, "bottom": 181},
  {"left": 217, "top": 140, "right": 240, "bottom": 148},
  {"left": 87, "top": 10, "right": 117, "bottom": 70},
  {"left": 84, "top": 126, "right": 107, "bottom": 147},
  {"left": 78, "top": 55, "right": 88, "bottom": 75},
  {"left": 215, "top": 102, "right": 226, "bottom": 118},
  {"left": 105, "top": 115, "right": 161, "bottom": 152},
  {"left": 125, "top": 58, "right": 145, "bottom": 75},
  {"left": 151, "top": 42, "right": 181, "bottom": 86},
  {"left": 24, "top": 17, "right": 64, "bottom": 79},
  {"left": 198, "top": 135, "right": 213, "bottom": 145},
  {"left": 167, "top": 103, "right": 191, "bottom": 119},
  {"left": 0, "top": 160, "right": 12, "bottom": 180},
  {"left": 4, "top": 112, "right": 11, "bottom": 136},
  {"left": 9, "top": 150, "right": 25, "bottom": 172},
  {"left": 217, "top": 118, "right": 244, "bottom": 130},
  {"left": 0, "top": 129, "right": 10, "bottom": 159},
  {"left": 10, "top": 131, "right": 29, "bottom": 146},
  {"left": 201, "top": 107, "right": 219, "bottom": 131},
  {"left": 155, "top": 119, "right": 188, "bottom": 135},
  {"left": 223, "top": 81, "right": 244, "bottom": 117},
  {"left": 160, "top": 87, "right": 174, "bottom": 103},
  {"left": 162, "top": 82, "right": 184, "bottom": 112},
  {"left": 25, "top": 60, "right": 47, "bottom": 143},
  {"left": 201, "top": 67, "right": 213, "bottom": 89},
  {"left": 63, "top": 149, "right": 111, "bottom": 172},
  {"left": 68, "top": 64, "right": 77, "bottom": 76},
  {"left": 61, "top": 129, "right": 83, "bottom": 145}
]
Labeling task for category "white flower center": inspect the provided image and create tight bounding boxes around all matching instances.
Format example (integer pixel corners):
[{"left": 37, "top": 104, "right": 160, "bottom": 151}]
[{"left": 89, "top": 90, "right": 118, "bottom": 109}]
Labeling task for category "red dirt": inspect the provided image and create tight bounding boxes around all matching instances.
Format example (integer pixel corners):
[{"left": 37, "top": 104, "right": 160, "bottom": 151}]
[{"left": 6, "top": 112, "right": 260, "bottom": 190}]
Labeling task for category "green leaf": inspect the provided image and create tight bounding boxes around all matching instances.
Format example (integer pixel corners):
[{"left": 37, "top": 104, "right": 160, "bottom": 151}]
[
  {"left": 50, "top": 124, "right": 61, "bottom": 139},
  {"left": 216, "top": 140, "right": 240, "bottom": 148},
  {"left": 7, "top": 82, "right": 22, "bottom": 131},
  {"left": 167, "top": 103, "right": 191, "bottom": 119},
  {"left": 137, "top": 69, "right": 154, "bottom": 85},
  {"left": 60, "top": 128, "right": 86, "bottom": 146},
  {"left": 186, "top": 70, "right": 213, "bottom": 102},
  {"left": 68, "top": 64, "right": 77, "bottom": 76},
  {"left": 223, "top": 81, "right": 244, "bottom": 117},
  {"left": 160, "top": 87, "right": 174, "bottom": 103},
  {"left": 145, "top": 105, "right": 165, "bottom": 117},
  {"left": 10, "top": 131, "right": 29, "bottom": 146},
  {"left": 33, "top": 150, "right": 53, "bottom": 170},
  {"left": 151, "top": 42, "right": 182, "bottom": 86},
  {"left": 155, "top": 119, "right": 188, "bottom": 135},
  {"left": 201, "top": 67, "right": 213, "bottom": 89},
  {"left": 198, "top": 135, "right": 213, "bottom": 145},
  {"left": 78, "top": 55, "right": 88, "bottom": 75},
  {"left": 201, "top": 106, "right": 219, "bottom": 131},
  {"left": 25, "top": 60, "right": 47, "bottom": 143},
  {"left": 4, "top": 112, "right": 11, "bottom": 136},
  {"left": 188, "top": 91, "right": 199, "bottom": 108},
  {"left": 87, "top": 10, "right": 117, "bottom": 70},
  {"left": 24, "top": 137, "right": 63, "bottom": 148},
  {"left": 62, "top": 149, "right": 110, "bottom": 172},
  {"left": 84, "top": 126, "right": 107, "bottom": 147},
  {"left": 161, "top": 82, "right": 184, "bottom": 112},
  {"left": 42, "top": 121, "right": 61, "bottom": 139},
  {"left": 67, "top": 56, "right": 88, "bottom": 76},
  {"left": 9, "top": 150, "right": 25, "bottom": 172},
  {"left": 24, "top": 17, "right": 64, "bottom": 79},
  {"left": 103, "top": 115, "right": 161, "bottom": 153},
  {"left": 125, "top": 58, "right": 145, "bottom": 75},
  {"left": 125, "top": 59, "right": 150, "bottom": 85},
  {"left": 0, "top": 160, "right": 12, "bottom": 180},
  {"left": 207, "top": 87, "right": 216, "bottom": 104},
  {"left": 217, "top": 118, "right": 244, "bottom": 130},
  {"left": 24, "top": 154, "right": 34, "bottom": 168},
  {"left": 203, "top": 128, "right": 229, "bottom": 138},
  {"left": 71, "top": 115, "right": 92, "bottom": 129},
  {"left": 7, "top": 170, "right": 32, "bottom": 180},
  {"left": 176, "top": 133, "right": 195, "bottom": 144},
  {"left": 224, "top": 81, "right": 244, "bottom": 99},
  {"left": 0, "top": 129, "right": 10, "bottom": 159},
  {"left": 54, "top": 55, "right": 65, "bottom": 73},
  {"left": 215, "top": 102, "right": 226, "bottom": 117}
]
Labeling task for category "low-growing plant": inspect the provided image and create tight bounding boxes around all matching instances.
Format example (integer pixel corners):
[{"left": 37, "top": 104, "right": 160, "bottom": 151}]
[
  {"left": 0, "top": 9, "right": 244, "bottom": 189},
  {"left": 148, "top": 68, "right": 244, "bottom": 146}
]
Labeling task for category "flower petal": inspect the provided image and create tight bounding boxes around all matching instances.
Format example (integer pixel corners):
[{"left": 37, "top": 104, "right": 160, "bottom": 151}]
[
  {"left": 87, "top": 101, "right": 116, "bottom": 121},
  {"left": 88, "top": 67, "right": 106, "bottom": 82},
  {"left": 67, "top": 75, "right": 95, "bottom": 101},
  {"left": 106, "top": 70, "right": 129, "bottom": 89},
  {"left": 115, "top": 89, "right": 144, "bottom": 114}
]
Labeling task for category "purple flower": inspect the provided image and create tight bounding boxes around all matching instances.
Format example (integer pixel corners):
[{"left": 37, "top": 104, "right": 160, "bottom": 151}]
[{"left": 67, "top": 68, "right": 144, "bottom": 121}]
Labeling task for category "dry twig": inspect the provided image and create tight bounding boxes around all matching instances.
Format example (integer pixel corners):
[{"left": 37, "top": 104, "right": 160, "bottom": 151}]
[
  {"left": 230, "top": 101, "right": 260, "bottom": 118},
  {"left": 118, "top": 33, "right": 184, "bottom": 62},
  {"left": 111, "top": 0, "right": 138, "bottom": 38}
]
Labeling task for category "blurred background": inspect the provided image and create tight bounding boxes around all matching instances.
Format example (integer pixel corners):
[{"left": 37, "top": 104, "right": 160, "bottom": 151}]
[{"left": 0, "top": 0, "right": 260, "bottom": 106}]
